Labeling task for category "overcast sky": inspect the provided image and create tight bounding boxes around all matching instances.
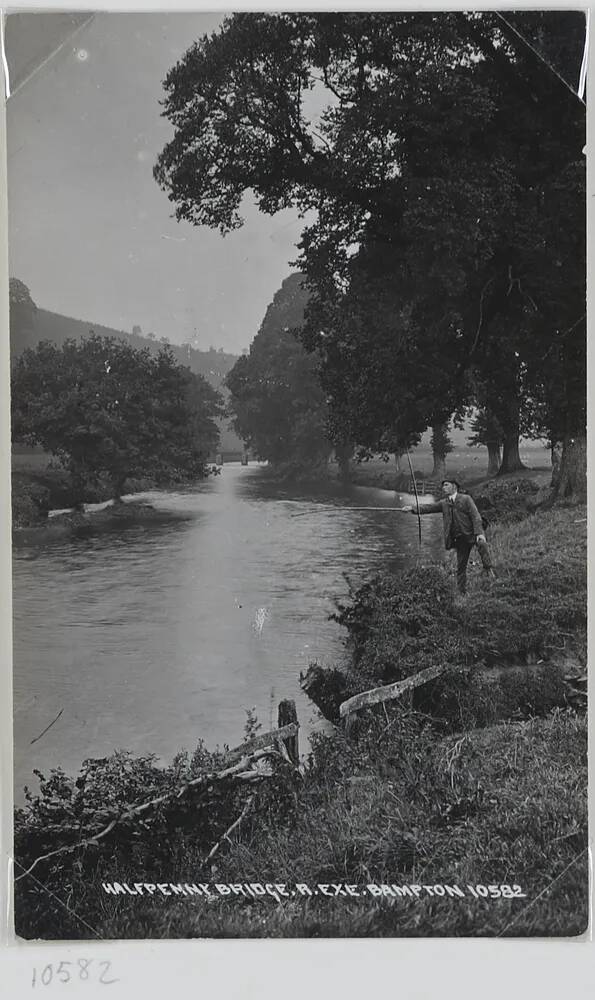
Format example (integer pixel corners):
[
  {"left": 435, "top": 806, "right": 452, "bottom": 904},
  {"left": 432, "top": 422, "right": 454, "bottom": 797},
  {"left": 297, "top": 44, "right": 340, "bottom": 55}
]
[{"left": 6, "top": 12, "right": 309, "bottom": 354}]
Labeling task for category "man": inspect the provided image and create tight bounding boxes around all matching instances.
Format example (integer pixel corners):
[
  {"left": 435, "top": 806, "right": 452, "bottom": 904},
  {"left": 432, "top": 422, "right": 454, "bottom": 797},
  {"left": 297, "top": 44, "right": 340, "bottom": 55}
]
[{"left": 403, "top": 480, "right": 495, "bottom": 594}]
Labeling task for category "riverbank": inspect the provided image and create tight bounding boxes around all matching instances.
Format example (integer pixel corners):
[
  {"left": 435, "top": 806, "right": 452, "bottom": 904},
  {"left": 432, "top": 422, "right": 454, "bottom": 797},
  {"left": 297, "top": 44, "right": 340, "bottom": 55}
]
[
  {"left": 12, "top": 452, "right": 156, "bottom": 529},
  {"left": 13, "top": 474, "right": 587, "bottom": 939},
  {"left": 12, "top": 452, "right": 211, "bottom": 536},
  {"left": 13, "top": 500, "right": 197, "bottom": 546}
]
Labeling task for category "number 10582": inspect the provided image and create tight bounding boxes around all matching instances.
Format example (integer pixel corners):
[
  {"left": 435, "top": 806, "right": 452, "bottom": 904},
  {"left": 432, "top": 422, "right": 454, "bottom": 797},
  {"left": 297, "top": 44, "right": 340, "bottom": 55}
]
[
  {"left": 467, "top": 884, "right": 526, "bottom": 899},
  {"left": 32, "top": 959, "right": 118, "bottom": 987}
]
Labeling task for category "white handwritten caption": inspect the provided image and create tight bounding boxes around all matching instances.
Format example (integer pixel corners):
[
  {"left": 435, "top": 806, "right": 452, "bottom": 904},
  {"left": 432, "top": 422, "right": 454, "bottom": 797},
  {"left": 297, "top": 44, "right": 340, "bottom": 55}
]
[
  {"left": 31, "top": 960, "right": 118, "bottom": 988},
  {"left": 101, "top": 881, "right": 526, "bottom": 902}
]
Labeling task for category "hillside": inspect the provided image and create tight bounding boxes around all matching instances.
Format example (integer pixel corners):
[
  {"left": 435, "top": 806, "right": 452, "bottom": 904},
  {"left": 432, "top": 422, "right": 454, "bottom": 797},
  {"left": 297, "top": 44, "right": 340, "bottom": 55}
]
[
  {"left": 9, "top": 288, "right": 246, "bottom": 456},
  {"left": 10, "top": 302, "right": 239, "bottom": 389}
]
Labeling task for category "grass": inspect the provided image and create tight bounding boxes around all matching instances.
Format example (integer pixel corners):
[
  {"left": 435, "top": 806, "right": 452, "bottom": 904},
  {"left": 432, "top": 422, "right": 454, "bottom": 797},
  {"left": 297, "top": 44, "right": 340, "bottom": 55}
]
[
  {"left": 13, "top": 490, "right": 588, "bottom": 939},
  {"left": 346, "top": 446, "right": 551, "bottom": 491},
  {"left": 15, "top": 710, "right": 587, "bottom": 939},
  {"left": 308, "top": 502, "right": 586, "bottom": 730}
]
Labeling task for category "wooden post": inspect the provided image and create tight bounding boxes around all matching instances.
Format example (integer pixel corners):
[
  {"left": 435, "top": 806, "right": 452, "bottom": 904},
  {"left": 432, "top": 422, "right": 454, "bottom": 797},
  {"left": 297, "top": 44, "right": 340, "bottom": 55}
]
[{"left": 278, "top": 699, "right": 299, "bottom": 765}]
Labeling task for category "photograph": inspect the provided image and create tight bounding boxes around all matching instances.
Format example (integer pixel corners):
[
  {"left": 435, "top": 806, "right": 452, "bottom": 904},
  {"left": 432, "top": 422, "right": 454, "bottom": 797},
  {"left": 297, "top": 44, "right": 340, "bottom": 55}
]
[{"left": 6, "top": 9, "right": 588, "bottom": 941}]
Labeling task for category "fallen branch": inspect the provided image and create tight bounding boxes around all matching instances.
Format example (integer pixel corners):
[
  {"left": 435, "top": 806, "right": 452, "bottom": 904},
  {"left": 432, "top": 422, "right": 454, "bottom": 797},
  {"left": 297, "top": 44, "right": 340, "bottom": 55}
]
[
  {"left": 15, "top": 746, "right": 287, "bottom": 883},
  {"left": 339, "top": 664, "right": 465, "bottom": 720},
  {"left": 206, "top": 794, "right": 256, "bottom": 863},
  {"left": 224, "top": 722, "right": 299, "bottom": 764}
]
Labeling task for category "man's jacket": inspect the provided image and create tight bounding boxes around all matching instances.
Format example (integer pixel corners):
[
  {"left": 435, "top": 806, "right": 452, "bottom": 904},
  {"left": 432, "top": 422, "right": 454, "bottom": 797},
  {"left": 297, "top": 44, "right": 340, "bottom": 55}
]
[{"left": 416, "top": 494, "right": 484, "bottom": 550}]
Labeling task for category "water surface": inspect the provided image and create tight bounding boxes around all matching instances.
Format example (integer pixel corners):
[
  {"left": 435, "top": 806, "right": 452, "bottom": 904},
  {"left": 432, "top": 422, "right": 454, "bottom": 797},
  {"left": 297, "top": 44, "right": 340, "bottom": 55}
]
[{"left": 13, "top": 464, "right": 443, "bottom": 795}]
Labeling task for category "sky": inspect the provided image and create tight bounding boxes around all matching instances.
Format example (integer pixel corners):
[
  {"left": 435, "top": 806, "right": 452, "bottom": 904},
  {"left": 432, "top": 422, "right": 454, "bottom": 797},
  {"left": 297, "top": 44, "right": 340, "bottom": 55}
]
[{"left": 5, "top": 12, "right": 309, "bottom": 354}]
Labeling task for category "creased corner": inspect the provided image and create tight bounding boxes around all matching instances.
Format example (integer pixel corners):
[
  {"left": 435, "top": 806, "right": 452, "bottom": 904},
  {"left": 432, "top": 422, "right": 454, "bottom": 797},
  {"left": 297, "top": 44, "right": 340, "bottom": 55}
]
[
  {"left": 577, "top": 9, "right": 590, "bottom": 102},
  {"left": 0, "top": 15, "right": 11, "bottom": 100}
]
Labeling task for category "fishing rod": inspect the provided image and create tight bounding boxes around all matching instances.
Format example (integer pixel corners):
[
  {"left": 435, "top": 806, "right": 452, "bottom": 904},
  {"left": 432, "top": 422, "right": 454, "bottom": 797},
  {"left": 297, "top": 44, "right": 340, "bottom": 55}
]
[{"left": 405, "top": 446, "right": 422, "bottom": 549}]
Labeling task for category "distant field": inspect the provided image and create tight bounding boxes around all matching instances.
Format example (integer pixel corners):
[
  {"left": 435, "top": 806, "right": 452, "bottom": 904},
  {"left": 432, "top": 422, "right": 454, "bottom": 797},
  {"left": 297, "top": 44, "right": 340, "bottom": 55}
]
[
  {"left": 351, "top": 446, "right": 551, "bottom": 490},
  {"left": 13, "top": 446, "right": 552, "bottom": 485},
  {"left": 407, "top": 444, "right": 550, "bottom": 478}
]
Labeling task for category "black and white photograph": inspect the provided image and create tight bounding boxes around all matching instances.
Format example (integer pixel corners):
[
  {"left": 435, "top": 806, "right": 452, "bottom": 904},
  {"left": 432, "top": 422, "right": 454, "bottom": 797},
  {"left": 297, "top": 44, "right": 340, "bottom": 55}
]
[{"left": 5, "top": 9, "right": 588, "bottom": 940}]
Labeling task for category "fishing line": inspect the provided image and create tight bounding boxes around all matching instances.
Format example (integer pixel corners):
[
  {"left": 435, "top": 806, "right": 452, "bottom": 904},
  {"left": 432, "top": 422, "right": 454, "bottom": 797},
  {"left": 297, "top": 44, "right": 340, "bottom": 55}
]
[{"left": 287, "top": 505, "right": 412, "bottom": 517}]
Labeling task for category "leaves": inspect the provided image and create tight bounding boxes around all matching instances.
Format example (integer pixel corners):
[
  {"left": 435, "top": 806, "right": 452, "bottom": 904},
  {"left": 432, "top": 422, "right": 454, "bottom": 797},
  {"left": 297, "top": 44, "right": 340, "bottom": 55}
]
[
  {"left": 11, "top": 335, "right": 223, "bottom": 498},
  {"left": 225, "top": 273, "right": 331, "bottom": 470},
  {"left": 155, "top": 11, "right": 585, "bottom": 479}
]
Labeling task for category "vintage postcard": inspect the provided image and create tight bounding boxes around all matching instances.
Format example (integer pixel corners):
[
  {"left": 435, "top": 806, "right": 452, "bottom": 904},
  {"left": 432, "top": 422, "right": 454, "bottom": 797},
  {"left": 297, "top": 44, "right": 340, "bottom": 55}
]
[{"left": 4, "top": 9, "right": 588, "bottom": 942}]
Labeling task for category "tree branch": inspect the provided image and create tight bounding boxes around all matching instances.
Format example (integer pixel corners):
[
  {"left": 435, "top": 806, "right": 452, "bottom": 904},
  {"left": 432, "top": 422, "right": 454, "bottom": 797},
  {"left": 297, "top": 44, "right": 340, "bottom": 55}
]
[
  {"left": 15, "top": 746, "right": 287, "bottom": 883},
  {"left": 206, "top": 794, "right": 256, "bottom": 863}
]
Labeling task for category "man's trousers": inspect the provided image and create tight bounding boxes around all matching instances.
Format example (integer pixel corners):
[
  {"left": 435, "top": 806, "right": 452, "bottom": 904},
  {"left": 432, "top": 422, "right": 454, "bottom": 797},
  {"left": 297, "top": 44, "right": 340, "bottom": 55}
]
[{"left": 453, "top": 536, "right": 493, "bottom": 594}]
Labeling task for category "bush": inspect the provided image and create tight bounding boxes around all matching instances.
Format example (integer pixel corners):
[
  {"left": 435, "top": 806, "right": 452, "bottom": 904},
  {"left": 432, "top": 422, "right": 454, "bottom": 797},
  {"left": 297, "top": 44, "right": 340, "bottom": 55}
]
[
  {"left": 11, "top": 480, "right": 51, "bottom": 526},
  {"left": 471, "top": 477, "right": 541, "bottom": 524}
]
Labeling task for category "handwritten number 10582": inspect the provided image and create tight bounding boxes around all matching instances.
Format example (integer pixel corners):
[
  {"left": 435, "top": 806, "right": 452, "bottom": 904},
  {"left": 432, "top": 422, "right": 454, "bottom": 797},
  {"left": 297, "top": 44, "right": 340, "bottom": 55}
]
[{"left": 32, "top": 960, "right": 118, "bottom": 987}]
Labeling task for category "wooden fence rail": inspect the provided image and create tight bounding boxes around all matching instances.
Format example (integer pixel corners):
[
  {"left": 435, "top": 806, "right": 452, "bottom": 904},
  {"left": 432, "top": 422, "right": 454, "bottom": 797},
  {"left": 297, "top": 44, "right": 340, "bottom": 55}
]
[
  {"left": 339, "top": 664, "right": 465, "bottom": 731},
  {"left": 408, "top": 477, "right": 441, "bottom": 496}
]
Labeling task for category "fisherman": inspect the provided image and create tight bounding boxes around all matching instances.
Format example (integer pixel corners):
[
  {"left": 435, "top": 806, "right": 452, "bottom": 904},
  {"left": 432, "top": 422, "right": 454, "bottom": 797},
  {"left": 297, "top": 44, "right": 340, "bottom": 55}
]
[{"left": 403, "top": 480, "right": 496, "bottom": 595}]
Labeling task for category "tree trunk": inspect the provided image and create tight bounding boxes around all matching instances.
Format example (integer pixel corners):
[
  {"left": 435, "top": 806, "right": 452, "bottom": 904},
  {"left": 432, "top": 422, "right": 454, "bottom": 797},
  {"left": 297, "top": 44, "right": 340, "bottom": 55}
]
[
  {"left": 552, "top": 316, "right": 586, "bottom": 500},
  {"left": 431, "top": 421, "right": 449, "bottom": 480},
  {"left": 394, "top": 452, "right": 402, "bottom": 473},
  {"left": 111, "top": 476, "right": 127, "bottom": 503},
  {"left": 498, "top": 433, "right": 527, "bottom": 474},
  {"left": 497, "top": 397, "right": 527, "bottom": 475},
  {"left": 335, "top": 442, "right": 354, "bottom": 482},
  {"left": 554, "top": 433, "right": 586, "bottom": 500},
  {"left": 486, "top": 441, "right": 501, "bottom": 477},
  {"left": 550, "top": 441, "right": 563, "bottom": 489}
]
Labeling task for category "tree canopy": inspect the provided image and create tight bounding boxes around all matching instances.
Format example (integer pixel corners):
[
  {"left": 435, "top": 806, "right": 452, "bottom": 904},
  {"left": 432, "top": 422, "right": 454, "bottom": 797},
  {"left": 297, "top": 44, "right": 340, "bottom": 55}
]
[
  {"left": 11, "top": 335, "right": 223, "bottom": 501},
  {"left": 225, "top": 273, "right": 330, "bottom": 474},
  {"left": 155, "top": 12, "right": 586, "bottom": 494}
]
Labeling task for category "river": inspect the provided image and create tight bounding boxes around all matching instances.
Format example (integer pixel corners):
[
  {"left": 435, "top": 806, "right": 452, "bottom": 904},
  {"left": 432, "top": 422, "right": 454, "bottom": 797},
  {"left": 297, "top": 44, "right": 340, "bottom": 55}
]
[{"left": 12, "top": 464, "right": 443, "bottom": 797}]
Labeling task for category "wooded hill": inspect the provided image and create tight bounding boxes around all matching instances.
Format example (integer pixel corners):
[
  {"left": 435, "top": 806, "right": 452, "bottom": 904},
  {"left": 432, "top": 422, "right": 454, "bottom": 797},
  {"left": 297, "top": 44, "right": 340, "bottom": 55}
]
[{"left": 9, "top": 280, "right": 244, "bottom": 455}]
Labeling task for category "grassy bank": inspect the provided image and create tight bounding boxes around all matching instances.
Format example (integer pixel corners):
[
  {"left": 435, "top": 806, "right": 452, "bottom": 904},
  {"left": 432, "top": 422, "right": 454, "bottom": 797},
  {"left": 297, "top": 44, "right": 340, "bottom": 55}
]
[
  {"left": 343, "top": 446, "right": 551, "bottom": 492},
  {"left": 14, "top": 496, "right": 587, "bottom": 939},
  {"left": 11, "top": 452, "right": 157, "bottom": 528},
  {"left": 11, "top": 450, "right": 210, "bottom": 530}
]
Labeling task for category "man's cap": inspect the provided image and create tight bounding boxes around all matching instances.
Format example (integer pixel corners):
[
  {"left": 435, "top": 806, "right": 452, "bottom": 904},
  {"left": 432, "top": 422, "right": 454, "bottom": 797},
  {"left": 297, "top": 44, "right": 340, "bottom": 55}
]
[{"left": 442, "top": 479, "right": 460, "bottom": 489}]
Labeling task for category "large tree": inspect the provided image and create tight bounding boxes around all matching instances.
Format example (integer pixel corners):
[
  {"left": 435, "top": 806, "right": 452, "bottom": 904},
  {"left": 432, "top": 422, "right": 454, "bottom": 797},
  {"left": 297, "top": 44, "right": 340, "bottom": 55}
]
[
  {"left": 468, "top": 408, "right": 504, "bottom": 478},
  {"left": 155, "top": 11, "right": 586, "bottom": 496},
  {"left": 226, "top": 273, "right": 331, "bottom": 475},
  {"left": 11, "top": 335, "right": 223, "bottom": 502}
]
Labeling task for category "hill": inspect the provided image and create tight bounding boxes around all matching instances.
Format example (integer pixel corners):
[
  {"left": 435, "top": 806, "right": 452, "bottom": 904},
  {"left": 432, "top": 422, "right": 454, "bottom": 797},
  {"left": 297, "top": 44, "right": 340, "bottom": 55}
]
[
  {"left": 10, "top": 301, "right": 238, "bottom": 390},
  {"left": 9, "top": 282, "right": 246, "bottom": 456}
]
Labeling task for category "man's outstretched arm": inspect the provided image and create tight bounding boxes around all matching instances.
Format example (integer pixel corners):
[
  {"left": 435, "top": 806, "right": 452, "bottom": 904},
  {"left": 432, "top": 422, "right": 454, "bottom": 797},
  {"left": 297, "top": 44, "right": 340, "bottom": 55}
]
[{"left": 403, "top": 502, "right": 443, "bottom": 514}]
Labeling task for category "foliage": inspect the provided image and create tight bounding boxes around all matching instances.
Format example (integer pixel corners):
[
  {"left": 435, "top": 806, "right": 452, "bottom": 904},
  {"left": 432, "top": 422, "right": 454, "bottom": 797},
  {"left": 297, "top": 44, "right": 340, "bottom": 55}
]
[
  {"left": 11, "top": 479, "right": 51, "bottom": 528},
  {"left": 9, "top": 278, "right": 37, "bottom": 309},
  {"left": 201, "top": 709, "right": 587, "bottom": 938},
  {"left": 226, "top": 274, "right": 331, "bottom": 473},
  {"left": 14, "top": 733, "right": 300, "bottom": 940},
  {"left": 14, "top": 711, "right": 588, "bottom": 938},
  {"left": 467, "top": 407, "right": 504, "bottom": 449},
  {"left": 11, "top": 335, "right": 223, "bottom": 501},
  {"left": 331, "top": 505, "right": 586, "bottom": 691},
  {"left": 155, "top": 12, "right": 585, "bottom": 491},
  {"left": 471, "top": 476, "right": 540, "bottom": 523}
]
